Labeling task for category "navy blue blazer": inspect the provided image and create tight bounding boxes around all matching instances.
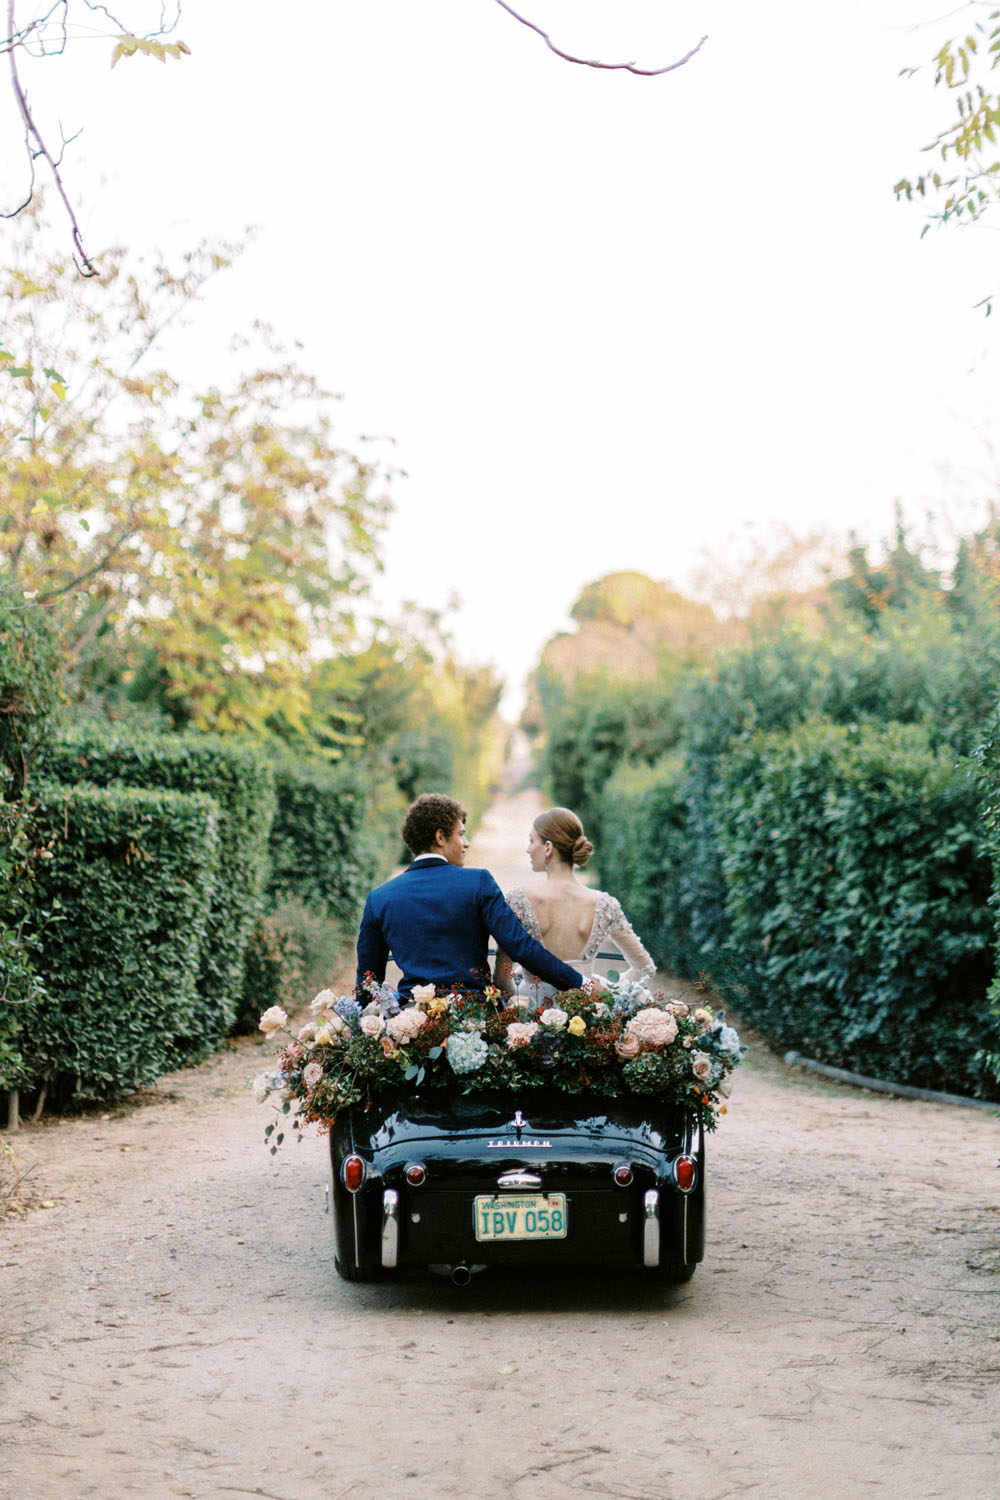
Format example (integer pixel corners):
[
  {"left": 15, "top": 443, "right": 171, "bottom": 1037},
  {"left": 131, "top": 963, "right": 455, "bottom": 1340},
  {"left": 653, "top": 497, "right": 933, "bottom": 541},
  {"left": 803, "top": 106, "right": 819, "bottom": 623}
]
[{"left": 355, "top": 858, "right": 584, "bottom": 996}]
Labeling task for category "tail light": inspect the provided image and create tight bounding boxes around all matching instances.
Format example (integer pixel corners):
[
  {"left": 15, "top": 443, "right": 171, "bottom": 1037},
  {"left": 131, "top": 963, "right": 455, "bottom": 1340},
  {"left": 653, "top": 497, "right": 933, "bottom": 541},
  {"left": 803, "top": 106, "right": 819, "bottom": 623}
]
[
  {"left": 673, "top": 1154, "right": 697, "bottom": 1193},
  {"left": 342, "top": 1154, "right": 366, "bottom": 1193},
  {"left": 613, "top": 1163, "right": 634, "bottom": 1187},
  {"left": 405, "top": 1162, "right": 427, "bottom": 1187}
]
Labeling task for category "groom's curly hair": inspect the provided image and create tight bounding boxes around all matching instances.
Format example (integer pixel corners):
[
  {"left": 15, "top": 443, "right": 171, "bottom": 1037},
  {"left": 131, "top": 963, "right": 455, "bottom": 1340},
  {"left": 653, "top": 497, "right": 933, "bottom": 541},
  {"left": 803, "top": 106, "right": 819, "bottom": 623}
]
[{"left": 402, "top": 793, "right": 467, "bottom": 855}]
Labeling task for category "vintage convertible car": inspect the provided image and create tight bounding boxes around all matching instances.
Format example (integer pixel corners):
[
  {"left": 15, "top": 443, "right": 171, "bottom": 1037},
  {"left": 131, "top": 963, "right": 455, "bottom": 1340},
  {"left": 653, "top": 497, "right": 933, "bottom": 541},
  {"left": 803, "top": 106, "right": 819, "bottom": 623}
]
[{"left": 328, "top": 1087, "right": 704, "bottom": 1286}]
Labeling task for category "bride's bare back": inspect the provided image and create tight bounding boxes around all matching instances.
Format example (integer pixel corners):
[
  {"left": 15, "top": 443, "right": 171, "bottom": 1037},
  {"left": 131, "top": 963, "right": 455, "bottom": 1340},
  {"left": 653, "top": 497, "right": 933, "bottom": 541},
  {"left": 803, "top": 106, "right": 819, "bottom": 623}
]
[{"left": 519, "top": 874, "right": 599, "bottom": 961}]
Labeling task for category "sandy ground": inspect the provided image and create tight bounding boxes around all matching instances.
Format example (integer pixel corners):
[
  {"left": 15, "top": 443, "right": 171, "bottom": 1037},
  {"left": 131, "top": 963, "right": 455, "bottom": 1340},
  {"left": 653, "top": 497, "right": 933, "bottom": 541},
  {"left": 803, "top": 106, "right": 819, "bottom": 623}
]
[{"left": 2, "top": 785, "right": 999, "bottom": 1500}]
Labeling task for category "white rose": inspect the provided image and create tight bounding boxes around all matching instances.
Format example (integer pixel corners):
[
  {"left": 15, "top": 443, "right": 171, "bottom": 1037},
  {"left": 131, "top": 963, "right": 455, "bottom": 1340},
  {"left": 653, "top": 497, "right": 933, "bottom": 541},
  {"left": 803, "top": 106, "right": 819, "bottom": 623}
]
[
  {"left": 258, "top": 1006, "right": 288, "bottom": 1037},
  {"left": 250, "top": 1073, "right": 272, "bottom": 1103},
  {"left": 310, "top": 988, "right": 336, "bottom": 1014},
  {"left": 506, "top": 1021, "right": 540, "bottom": 1050},
  {"left": 411, "top": 983, "right": 437, "bottom": 1006},
  {"left": 298, "top": 1021, "right": 318, "bottom": 1041},
  {"left": 539, "top": 1007, "right": 569, "bottom": 1031},
  {"left": 360, "top": 1013, "right": 386, "bottom": 1038}
]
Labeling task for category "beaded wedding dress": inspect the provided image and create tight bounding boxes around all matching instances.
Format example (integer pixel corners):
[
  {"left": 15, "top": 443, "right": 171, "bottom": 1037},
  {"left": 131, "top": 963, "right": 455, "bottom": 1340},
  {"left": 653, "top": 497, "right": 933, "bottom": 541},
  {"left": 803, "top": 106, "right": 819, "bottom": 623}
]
[{"left": 495, "top": 887, "right": 655, "bottom": 998}]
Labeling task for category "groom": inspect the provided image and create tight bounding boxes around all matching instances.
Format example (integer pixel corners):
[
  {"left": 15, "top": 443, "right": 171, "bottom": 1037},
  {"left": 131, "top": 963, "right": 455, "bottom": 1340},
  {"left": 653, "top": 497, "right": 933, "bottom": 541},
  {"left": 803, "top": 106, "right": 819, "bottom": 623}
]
[{"left": 355, "top": 793, "right": 586, "bottom": 999}]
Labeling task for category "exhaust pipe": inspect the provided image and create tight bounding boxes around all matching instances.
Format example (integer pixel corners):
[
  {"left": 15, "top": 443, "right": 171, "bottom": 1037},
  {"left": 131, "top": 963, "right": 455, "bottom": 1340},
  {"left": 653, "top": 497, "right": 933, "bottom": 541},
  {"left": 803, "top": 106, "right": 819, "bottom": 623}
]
[{"left": 450, "top": 1262, "right": 472, "bottom": 1287}]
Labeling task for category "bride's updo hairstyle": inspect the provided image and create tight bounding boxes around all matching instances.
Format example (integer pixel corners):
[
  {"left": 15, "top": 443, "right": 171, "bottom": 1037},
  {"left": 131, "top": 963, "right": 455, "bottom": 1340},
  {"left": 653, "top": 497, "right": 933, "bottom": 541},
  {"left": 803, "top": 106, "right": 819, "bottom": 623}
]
[{"left": 534, "top": 807, "right": 594, "bottom": 868}]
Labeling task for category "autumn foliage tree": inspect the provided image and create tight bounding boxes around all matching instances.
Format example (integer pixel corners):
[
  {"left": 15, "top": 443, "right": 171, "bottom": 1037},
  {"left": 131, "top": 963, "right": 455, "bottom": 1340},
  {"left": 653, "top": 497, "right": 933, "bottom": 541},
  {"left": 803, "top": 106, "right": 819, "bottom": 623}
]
[{"left": 0, "top": 205, "right": 390, "bottom": 740}]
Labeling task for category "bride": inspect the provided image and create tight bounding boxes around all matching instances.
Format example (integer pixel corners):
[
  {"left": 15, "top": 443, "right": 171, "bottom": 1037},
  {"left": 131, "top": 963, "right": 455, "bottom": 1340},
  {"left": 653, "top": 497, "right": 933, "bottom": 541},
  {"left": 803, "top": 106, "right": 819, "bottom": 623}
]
[{"left": 493, "top": 806, "right": 654, "bottom": 998}]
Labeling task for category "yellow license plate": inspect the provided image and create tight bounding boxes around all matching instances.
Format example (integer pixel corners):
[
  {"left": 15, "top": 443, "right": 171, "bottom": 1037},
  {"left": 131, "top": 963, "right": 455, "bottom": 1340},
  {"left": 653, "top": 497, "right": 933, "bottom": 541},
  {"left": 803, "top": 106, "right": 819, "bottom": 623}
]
[{"left": 473, "top": 1194, "right": 568, "bottom": 1242}]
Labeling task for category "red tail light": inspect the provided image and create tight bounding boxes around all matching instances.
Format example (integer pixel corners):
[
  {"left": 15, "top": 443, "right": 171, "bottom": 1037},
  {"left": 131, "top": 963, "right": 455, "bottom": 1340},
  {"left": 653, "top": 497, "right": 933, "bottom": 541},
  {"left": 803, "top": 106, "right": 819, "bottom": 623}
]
[
  {"left": 405, "top": 1162, "right": 426, "bottom": 1187},
  {"left": 673, "top": 1155, "right": 697, "bottom": 1193},
  {"left": 342, "top": 1154, "right": 366, "bottom": 1192},
  {"left": 613, "top": 1163, "right": 634, "bottom": 1187}
]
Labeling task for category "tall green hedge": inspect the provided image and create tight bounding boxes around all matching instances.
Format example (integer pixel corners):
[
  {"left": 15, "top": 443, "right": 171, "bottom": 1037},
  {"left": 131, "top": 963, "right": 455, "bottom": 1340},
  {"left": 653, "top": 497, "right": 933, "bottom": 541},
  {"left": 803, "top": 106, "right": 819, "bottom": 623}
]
[
  {"left": 598, "top": 756, "right": 696, "bottom": 974},
  {"left": 715, "top": 719, "right": 998, "bottom": 1097},
  {"left": 267, "top": 754, "right": 384, "bottom": 930},
  {"left": 972, "top": 712, "right": 1000, "bottom": 1087},
  {"left": 21, "top": 782, "right": 219, "bottom": 1104},
  {"left": 37, "top": 732, "right": 275, "bottom": 1054}
]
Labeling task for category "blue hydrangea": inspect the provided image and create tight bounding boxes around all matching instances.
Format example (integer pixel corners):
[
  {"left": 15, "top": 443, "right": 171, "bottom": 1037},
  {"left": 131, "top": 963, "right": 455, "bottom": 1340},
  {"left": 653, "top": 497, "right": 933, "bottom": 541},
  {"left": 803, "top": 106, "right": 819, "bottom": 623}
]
[
  {"left": 374, "top": 983, "right": 401, "bottom": 1017},
  {"left": 716, "top": 1024, "right": 743, "bottom": 1059},
  {"left": 333, "top": 997, "right": 362, "bottom": 1025},
  {"left": 446, "top": 1029, "right": 489, "bottom": 1075}
]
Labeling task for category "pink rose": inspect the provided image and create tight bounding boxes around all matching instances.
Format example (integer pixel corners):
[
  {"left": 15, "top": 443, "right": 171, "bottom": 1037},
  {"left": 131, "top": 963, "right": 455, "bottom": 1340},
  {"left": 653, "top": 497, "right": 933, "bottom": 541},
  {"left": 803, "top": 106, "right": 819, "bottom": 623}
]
[
  {"left": 690, "top": 1050, "right": 713, "bottom": 1083},
  {"left": 302, "top": 1061, "right": 323, "bottom": 1089},
  {"left": 387, "top": 1007, "right": 427, "bottom": 1044},
  {"left": 360, "top": 1013, "right": 386, "bottom": 1038},
  {"left": 614, "top": 1032, "right": 642, "bottom": 1061},
  {"left": 626, "top": 1008, "right": 678, "bottom": 1049}
]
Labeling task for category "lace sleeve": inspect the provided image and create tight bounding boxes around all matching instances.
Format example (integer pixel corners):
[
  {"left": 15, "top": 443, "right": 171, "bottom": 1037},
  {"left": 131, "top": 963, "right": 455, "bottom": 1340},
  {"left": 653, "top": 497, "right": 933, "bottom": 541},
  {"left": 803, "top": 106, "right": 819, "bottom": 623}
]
[
  {"left": 493, "top": 887, "right": 540, "bottom": 996},
  {"left": 606, "top": 897, "right": 655, "bottom": 982}
]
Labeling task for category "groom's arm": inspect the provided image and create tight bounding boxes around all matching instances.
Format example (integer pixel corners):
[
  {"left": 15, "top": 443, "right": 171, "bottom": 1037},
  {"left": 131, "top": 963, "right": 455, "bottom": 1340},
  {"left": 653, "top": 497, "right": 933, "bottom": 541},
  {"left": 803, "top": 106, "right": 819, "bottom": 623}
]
[
  {"left": 479, "top": 873, "right": 584, "bottom": 993},
  {"left": 355, "top": 893, "right": 389, "bottom": 990}
]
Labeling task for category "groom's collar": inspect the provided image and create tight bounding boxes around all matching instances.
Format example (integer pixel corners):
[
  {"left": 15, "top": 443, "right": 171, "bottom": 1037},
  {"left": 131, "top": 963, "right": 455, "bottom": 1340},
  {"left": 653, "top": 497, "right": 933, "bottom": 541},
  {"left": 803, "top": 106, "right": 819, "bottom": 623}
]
[{"left": 410, "top": 853, "right": 448, "bottom": 865}]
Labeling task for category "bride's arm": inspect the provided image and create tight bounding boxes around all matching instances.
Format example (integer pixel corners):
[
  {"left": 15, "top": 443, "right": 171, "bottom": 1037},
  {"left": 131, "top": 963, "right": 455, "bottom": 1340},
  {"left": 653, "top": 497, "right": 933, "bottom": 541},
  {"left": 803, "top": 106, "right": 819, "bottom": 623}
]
[{"left": 607, "top": 900, "right": 656, "bottom": 982}]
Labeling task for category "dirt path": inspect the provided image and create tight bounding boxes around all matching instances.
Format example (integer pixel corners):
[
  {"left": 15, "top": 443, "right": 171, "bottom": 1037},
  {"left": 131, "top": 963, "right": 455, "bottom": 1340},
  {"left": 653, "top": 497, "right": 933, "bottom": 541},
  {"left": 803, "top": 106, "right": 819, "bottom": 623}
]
[{"left": 2, "top": 784, "right": 999, "bottom": 1500}]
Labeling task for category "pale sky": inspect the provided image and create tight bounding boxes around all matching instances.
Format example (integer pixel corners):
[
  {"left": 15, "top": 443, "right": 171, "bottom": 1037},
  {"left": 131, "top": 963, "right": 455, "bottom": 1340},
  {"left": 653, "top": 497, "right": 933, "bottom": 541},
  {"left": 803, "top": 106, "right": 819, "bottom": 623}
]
[{"left": 5, "top": 1, "right": 1000, "bottom": 712}]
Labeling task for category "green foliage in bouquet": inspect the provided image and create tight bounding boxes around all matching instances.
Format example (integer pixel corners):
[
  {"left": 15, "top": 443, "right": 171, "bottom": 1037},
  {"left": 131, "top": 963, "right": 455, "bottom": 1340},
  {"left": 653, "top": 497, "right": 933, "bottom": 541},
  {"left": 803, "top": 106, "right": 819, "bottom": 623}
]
[
  {"left": 716, "top": 719, "right": 998, "bottom": 1098},
  {"left": 37, "top": 730, "right": 275, "bottom": 1055},
  {"left": 22, "top": 781, "right": 219, "bottom": 1105},
  {"left": 253, "top": 978, "right": 744, "bottom": 1139}
]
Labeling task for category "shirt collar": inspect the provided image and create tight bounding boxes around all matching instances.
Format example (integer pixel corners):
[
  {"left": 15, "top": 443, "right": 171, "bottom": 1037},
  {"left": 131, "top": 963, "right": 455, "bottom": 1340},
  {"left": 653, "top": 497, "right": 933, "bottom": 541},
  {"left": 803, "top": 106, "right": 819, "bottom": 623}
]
[{"left": 411, "top": 853, "right": 448, "bottom": 864}]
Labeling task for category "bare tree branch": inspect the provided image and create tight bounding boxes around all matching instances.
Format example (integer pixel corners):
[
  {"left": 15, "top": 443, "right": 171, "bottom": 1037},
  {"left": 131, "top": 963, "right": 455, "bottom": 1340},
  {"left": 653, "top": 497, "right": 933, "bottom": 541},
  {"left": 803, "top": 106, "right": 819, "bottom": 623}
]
[
  {"left": 493, "top": 0, "right": 708, "bottom": 77},
  {"left": 4, "top": 0, "right": 99, "bottom": 275}
]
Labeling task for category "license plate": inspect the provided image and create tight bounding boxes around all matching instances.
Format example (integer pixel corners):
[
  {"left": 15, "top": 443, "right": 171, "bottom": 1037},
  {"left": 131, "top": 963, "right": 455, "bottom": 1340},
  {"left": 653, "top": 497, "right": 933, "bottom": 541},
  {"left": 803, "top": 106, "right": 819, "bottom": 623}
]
[{"left": 473, "top": 1194, "right": 568, "bottom": 1242}]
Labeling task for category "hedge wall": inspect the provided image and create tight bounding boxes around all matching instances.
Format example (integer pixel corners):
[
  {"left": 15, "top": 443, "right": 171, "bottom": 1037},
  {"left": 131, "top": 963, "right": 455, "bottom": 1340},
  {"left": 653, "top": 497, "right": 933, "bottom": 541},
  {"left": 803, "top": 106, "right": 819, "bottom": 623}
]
[
  {"left": 972, "top": 713, "right": 1000, "bottom": 1087},
  {"left": 37, "top": 732, "right": 275, "bottom": 1054},
  {"left": 21, "top": 781, "right": 219, "bottom": 1104},
  {"left": 598, "top": 756, "right": 696, "bottom": 976},
  {"left": 266, "top": 754, "right": 384, "bottom": 930},
  {"left": 714, "top": 719, "right": 998, "bottom": 1097}
]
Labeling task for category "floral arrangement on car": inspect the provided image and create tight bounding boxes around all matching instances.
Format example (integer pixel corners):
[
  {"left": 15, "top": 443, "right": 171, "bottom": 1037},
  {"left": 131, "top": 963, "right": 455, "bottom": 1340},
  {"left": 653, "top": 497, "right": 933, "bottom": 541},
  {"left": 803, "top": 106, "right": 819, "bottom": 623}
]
[{"left": 252, "top": 975, "right": 745, "bottom": 1141}]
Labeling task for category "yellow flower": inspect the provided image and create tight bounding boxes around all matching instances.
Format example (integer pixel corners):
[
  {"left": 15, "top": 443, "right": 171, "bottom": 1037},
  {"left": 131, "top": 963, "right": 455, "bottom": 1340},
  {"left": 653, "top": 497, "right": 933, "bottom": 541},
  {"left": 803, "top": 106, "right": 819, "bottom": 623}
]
[
  {"left": 429, "top": 997, "right": 450, "bottom": 1016},
  {"left": 567, "top": 1015, "right": 587, "bottom": 1036},
  {"left": 315, "top": 1026, "right": 332, "bottom": 1046}
]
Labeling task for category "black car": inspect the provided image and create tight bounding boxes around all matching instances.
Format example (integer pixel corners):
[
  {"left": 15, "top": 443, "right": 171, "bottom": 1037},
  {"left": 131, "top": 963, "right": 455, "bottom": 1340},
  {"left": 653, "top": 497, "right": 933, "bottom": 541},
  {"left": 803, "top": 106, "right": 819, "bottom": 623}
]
[{"left": 328, "top": 1086, "right": 705, "bottom": 1286}]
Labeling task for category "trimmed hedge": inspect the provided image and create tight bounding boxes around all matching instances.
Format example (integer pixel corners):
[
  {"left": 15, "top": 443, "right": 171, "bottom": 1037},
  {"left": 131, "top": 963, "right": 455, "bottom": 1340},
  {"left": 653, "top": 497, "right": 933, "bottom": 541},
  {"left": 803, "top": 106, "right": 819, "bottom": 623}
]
[
  {"left": 21, "top": 781, "right": 219, "bottom": 1104},
  {"left": 37, "top": 732, "right": 275, "bottom": 1054},
  {"left": 972, "top": 713, "right": 1000, "bottom": 1087},
  {"left": 714, "top": 720, "right": 998, "bottom": 1097},
  {"left": 598, "top": 756, "right": 696, "bottom": 975},
  {"left": 266, "top": 754, "right": 384, "bottom": 930},
  {"left": 0, "top": 797, "right": 44, "bottom": 1092}
]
